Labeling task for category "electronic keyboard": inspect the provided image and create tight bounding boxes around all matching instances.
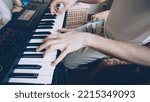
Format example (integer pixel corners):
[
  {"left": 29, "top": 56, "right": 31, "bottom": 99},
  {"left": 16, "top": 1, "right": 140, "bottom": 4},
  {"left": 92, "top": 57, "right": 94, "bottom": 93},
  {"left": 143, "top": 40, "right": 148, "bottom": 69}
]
[{"left": 0, "top": 0, "right": 66, "bottom": 84}]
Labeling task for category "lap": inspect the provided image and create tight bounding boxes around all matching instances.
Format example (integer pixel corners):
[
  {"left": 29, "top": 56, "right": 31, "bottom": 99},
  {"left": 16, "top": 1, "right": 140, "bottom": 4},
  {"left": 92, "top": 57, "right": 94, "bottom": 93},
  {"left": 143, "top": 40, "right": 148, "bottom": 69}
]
[
  {"left": 89, "top": 64, "right": 150, "bottom": 85},
  {"left": 62, "top": 47, "right": 107, "bottom": 69}
]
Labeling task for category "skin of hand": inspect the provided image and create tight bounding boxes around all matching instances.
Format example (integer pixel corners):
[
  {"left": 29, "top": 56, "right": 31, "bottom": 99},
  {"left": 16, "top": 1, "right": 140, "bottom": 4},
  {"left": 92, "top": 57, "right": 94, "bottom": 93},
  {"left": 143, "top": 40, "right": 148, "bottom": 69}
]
[
  {"left": 12, "top": 6, "right": 23, "bottom": 13},
  {"left": 12, "top": 0, "right": 23, "bottom": 13},
  {"left": 50, "top": 0, "right": 106, "bottom": 15},
  {"left": 37, "top": 28, "right": 150, "bottom": 67},
  {"left": 50, "top": 0, "right": 78, "bottom": 15},
  {"left": 13, "top": 0, "right": 23, "bottom": 7},
  {"left": 36, "top": 28, "right": 89, "bottom": 67}
]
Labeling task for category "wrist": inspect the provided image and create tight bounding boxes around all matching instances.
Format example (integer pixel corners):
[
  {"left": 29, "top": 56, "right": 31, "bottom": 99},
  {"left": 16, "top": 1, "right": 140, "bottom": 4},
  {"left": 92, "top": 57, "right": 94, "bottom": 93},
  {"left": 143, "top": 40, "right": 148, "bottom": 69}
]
[
  {"left": 84, "top": 33, "right": 96, "bottom": 47},
  {"left": 85, "top": 33, "right": 104, "bottom": 49}
]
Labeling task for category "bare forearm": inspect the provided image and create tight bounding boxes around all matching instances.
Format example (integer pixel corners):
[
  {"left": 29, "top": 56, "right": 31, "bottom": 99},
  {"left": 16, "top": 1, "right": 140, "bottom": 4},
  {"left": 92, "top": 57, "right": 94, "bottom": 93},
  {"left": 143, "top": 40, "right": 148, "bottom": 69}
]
[
  {"left": 86, "top": 34, "right": 150, "bottom": 66},
  {"left": 78, "top": 0, "right": 106, "bottom": 4}
]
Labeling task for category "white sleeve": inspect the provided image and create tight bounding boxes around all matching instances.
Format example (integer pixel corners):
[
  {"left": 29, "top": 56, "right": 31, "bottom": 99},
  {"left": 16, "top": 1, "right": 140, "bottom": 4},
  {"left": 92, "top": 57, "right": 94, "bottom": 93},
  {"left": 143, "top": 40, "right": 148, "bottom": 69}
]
[{"left": 0, "top": 0, "right": 12, "bottom": 25}]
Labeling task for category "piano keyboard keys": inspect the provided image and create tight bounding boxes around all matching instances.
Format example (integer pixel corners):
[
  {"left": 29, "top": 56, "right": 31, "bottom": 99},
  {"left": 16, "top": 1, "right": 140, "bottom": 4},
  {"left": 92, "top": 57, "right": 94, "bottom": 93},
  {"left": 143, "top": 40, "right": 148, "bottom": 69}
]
[
  {"left": 42, "top": 15, "right": 56, "bottom": 19},
  {"left": 10, "top": 73, "right": 38, "bottom": 79},
  {"left": 13, "top": 69, "right": 40, "bottom": 74},
  {"left": 32, "top": 31, "right": 51, "bottom": 35},
  {"left": 19, "top": 52, "right": 57, "bottom": 62},
  {"left": 39, "top": 22, "right": 54, "bottom": 26},
  {"left": 15, "top": 65, "right": 42, "bottom": 69},
  {"left": 37, "top": 26, "right": 53, "bottom": 29},
  {"left": 31, "top": 36, "right": 47, "bottom": 39},
  {"left": 44, "top": 13, "right": 51, "bottom": 15},
  {"left": 25, "top": 48, "right": 45, "bottom": 53},
  {"left": 8, "top": 76, "right": 53, "bottom": 84},
  {"left": 9, "top": 62, "right": 55, "bottom": 84},
  {"left": 40, "top": 20, "right": 55, "bottom": 24},
  {"left": 22, "top": 54, "right": 43, "bottom": 58},
  {"left": 26, "top": 46, "right": 38, "bottom": 49},
  {"left": 8, "top": 3, "right": 66, "bottom": 85},
  {"left": 35, "top": 29, "right": 52, "bottom": 32},
  {"left": 38, "top": 25, "right": 54, "bottom": 28},
  {"left": 14, "top": 66, "right": 54, "bottom": 75},
  {"left": 29, "top": 39, "right": 44, "bottom": 43},
  {"left": 23, "top": 52, "right": 44, "bottom": 55},
  {"left": 28, "top": 43, "right": 42, "bottom": 46},
  {"left": 25, "top": 48, "right": 37, "bottom": 52}
]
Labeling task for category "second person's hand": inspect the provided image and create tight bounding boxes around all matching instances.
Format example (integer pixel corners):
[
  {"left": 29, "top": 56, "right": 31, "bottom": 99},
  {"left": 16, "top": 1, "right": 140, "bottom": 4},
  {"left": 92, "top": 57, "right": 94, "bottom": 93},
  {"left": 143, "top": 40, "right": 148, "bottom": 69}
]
[{"left": 50, "top": 0, "right": 78, "bottom": 15}]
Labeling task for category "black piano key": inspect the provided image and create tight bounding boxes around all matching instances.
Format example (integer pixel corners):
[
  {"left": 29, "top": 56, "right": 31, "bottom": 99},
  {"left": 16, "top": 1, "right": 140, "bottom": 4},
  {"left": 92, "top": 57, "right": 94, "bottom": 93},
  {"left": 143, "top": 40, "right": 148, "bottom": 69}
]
[
  {"left": 38, "top": 25, "right": 53, "bottom": 28},
  {"left": 22, "top": 54, "right": 43, "bottom": 58},
  {"left": 25, "top": 48, "right": 37, "bottom": 52},
  {"left": 32, "top": 31, "right": 51, "bottom": 35},
  {"left": 45, "top": 8, "right": 57, "bottom": 13},
  {"left": 25, "top": 48, "right": 45, "bottom": 52},
  {"left": 42, "top": 15, "right": 56, "bottom": 19},
  {"left": 43, "top": 14, "right": 56, "bottom": 18},
  {"left": 11, "top": 73, "right": 38, "bottom": 78},
  {"left": 39, "top": 22, "right": 54, "bottom": 26},
  {"left": 15, "top": 65, "right": 42, "bottom": 69},
  {"left": 37, "top": 26, "right": 53, "bottom": 29},
  {"left": 45, "top": 9, "right": 51, "bottom": 13},
  {"left": 31, "top": 36, "right": 47, "bottom": 39},
  {"left": 27, "top": 43, "right": 42, "bottom": 46}
]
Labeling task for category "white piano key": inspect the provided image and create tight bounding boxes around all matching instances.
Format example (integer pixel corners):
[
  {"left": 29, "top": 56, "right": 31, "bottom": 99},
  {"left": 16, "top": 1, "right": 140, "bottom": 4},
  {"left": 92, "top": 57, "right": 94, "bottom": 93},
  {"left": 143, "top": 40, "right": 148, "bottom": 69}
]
[
  {"left": 23, "top": 52, "right": 44, "bottom": 54},
  {"left": 33, "top": 31, "right": 51, "bottom": 33},
  {"left": 19, "top": 55, "right": 56, "bottom": 62},
  {"left": 14, "top": 69, "right": 40, "bottom": 74},
  {"left": 38, "top": 25, "right": 52, "bottom": 27},
  {"left": 13, "top": 66, "right": 54, "bottom": 76},
  {"left": 9, "top": 75, "right": 53, "bottom": 84},
  {"left": 35, "top": 29, "right": 52, "bottom": 32},
  {"left": 26, "top": 46, "right": 38, "bottom": 48},
  {"left": 41, "top": 19, "right": 55, "bottom": 21},
  {"left": 44, "top": 13, "right": 52, "bottom": 15},
  {"left": 33, "top": 34, "right": 49, "bottom": 36},
  {"left": 29, "top": 39, "right": 44, "bottom": 43},
  {"left": 18, "top": 61, "right": 50, "bottom": 66}
]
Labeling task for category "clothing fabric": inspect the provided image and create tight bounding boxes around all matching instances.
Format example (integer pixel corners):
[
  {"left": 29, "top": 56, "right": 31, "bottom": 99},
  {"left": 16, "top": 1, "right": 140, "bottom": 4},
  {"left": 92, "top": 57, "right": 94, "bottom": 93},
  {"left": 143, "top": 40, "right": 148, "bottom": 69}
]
[
  {"left": 105, "top": 0, "right": 150, "bottom": 45},
  {"left": 62, "top": 20, "right": 108, "bottom": 69},
  {"left": 62, "top": 0, "right": 150, "bottom": 69},
  {"left": 0, "top": 0, "right": 12, "bottom": 29},
  {"left": 89, "top": 64, "right": 150, "bottom": 85},
  {"left": 3, "top": 0, "right": 13, "bottom": 10}
]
